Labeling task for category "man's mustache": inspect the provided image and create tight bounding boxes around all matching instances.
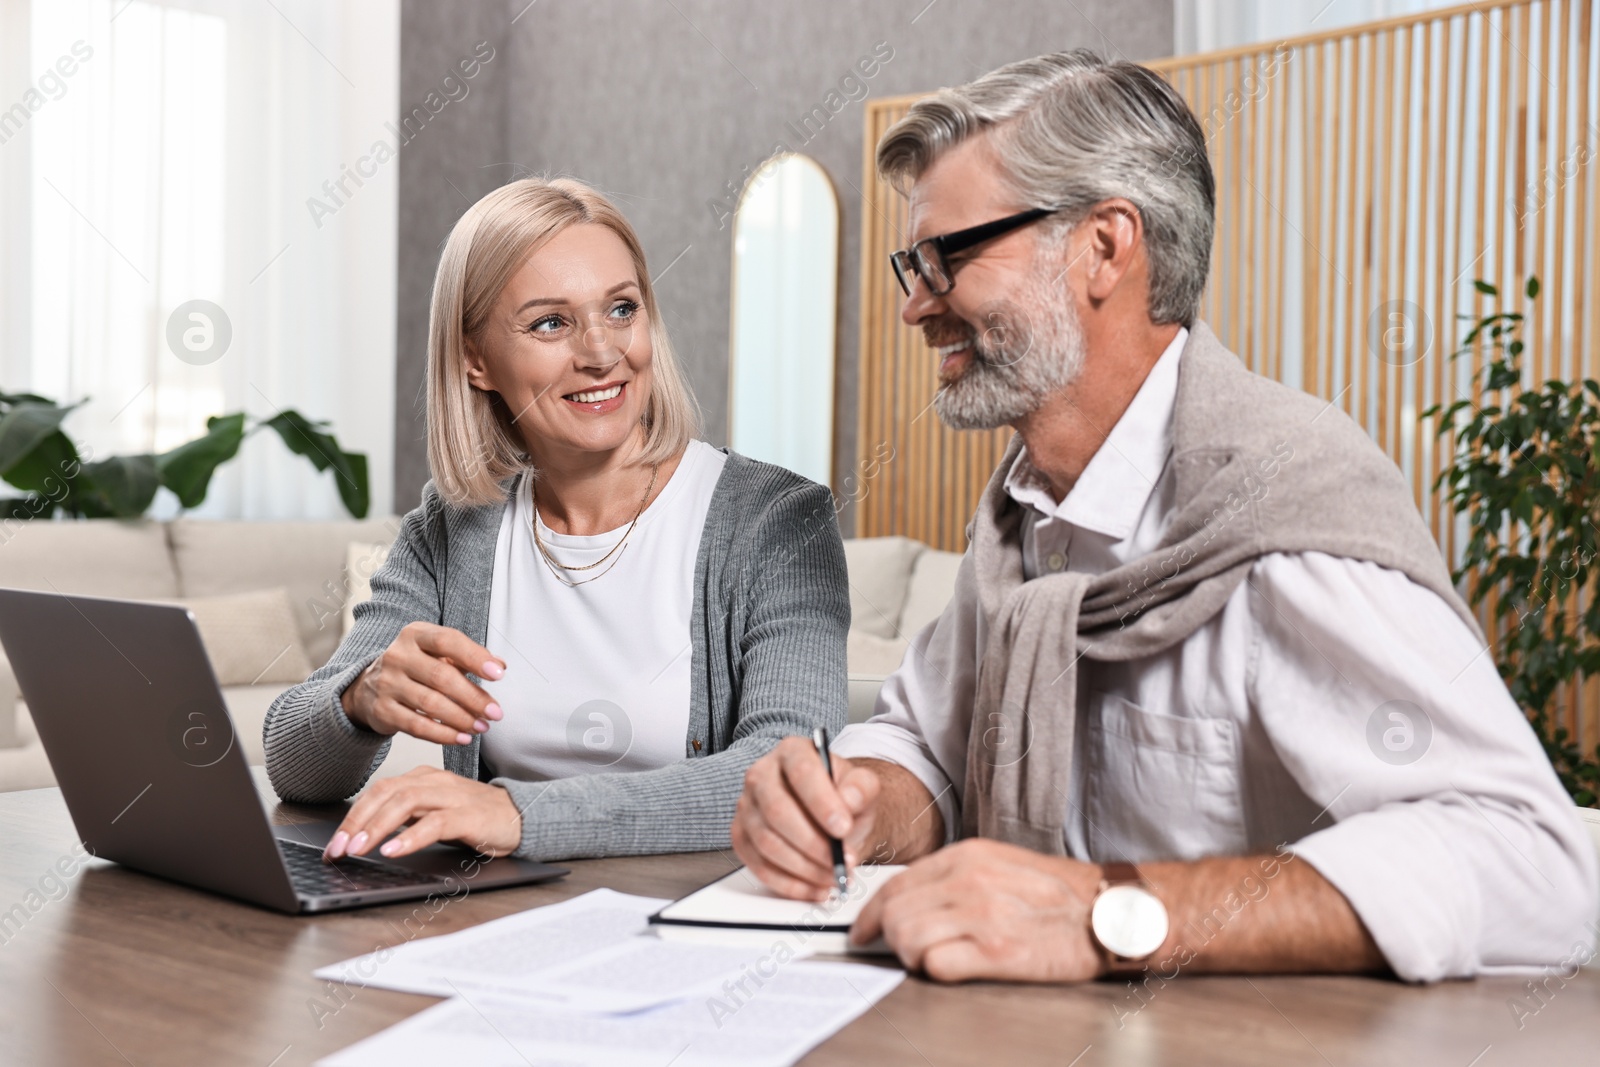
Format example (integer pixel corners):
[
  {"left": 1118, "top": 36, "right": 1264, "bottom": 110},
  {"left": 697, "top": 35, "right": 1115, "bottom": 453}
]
[
  {"left": 923, "top": 325, "right": 1008, "bottom": 367},
  {"left": 925, "top": 328, "right": 1026, "bottom": 370}
]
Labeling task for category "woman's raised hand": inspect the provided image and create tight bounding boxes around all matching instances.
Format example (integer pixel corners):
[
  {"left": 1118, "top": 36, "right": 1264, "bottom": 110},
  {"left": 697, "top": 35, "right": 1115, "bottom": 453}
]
[{"left": 339, "top": 621, "right": 506, "bottom": 746}]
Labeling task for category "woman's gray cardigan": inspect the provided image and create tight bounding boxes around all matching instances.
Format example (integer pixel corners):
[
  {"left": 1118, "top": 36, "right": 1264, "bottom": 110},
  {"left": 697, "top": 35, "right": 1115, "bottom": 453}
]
[{"left": 262, "top": 449, "right": 850, "bottom": 862}]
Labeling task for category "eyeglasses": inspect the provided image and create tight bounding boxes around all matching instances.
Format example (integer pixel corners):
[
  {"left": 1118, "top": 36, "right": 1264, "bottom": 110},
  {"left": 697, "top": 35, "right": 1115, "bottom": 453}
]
[{"left": 888, "top": 207, "right": 1057, "bottom": 297}]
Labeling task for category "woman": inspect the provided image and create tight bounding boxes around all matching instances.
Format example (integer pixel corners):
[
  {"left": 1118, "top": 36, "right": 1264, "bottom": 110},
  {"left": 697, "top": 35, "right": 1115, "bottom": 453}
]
[{"left": 263, "top": 178, "right": 849, "bottom": 864}]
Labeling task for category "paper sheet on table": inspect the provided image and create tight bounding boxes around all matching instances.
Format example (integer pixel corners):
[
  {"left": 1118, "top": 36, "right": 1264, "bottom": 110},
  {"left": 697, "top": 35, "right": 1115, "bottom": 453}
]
[
  {"left": 476, "top": 936, "right": 824, "bottom": 1014},
  {"left": 313, "top": 887, "right": 808, "bottom": 1014},
  {"left": 316, "top": 959, "right": 905, "bottom": 1067},
  {"left": 313, "top": 888, "right": 668, "bottom": 998}
]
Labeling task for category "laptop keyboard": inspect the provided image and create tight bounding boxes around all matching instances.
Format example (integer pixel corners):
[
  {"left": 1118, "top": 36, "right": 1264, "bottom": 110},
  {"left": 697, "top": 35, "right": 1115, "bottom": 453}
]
[{"left": 278, "top": 839, "right": 448, "bottom": 896}]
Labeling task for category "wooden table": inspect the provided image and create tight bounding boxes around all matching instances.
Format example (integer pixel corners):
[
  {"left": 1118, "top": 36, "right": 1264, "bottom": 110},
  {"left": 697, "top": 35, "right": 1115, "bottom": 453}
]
[{"left": 1, "top": 770, "right": 1595, "bottom": 1066}]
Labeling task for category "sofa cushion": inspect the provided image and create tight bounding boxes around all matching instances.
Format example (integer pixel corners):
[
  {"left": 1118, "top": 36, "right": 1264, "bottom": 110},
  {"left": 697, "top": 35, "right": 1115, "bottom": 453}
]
[
  {"left": 0, "top": 518, "right": 182, "bottom": 749},
  {"left": 0, "top": 656, "right": 16, "bottom": 749},
  {"left": 152, "top": 588, "right": 314, "bottom": 686},
  {"left": 841, "top": 536, "right": 926, "bottom": 639},
  {"left": 342, "top": 540, "right": 393, "bottom": 636},
  {"left": 848, "top": 630, "right": 910, "bottom": 678},
  {"left": 846, "top": 631, "right": 910, "bottom": 727},
  {"left": 212, "top": 683, "right": 288, "bottom": 768},
  {"left": 167, "top": 517, "right": 401, "bottom": 669},
  {"left": 0, "top": 700, "right": 52, "bottom": 792},
  {"left": 899, "top": 547, "right": 964, "bottom": 640},
  {"left": 847, "top": 677, "right": 883, "bottom": 725},
  {"left": 0, "top": 518, "right": 179, "bottom": 599}
]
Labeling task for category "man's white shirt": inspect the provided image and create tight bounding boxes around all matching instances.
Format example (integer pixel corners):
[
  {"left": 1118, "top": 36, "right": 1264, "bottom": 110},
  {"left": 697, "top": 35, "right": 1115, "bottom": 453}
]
[{"left": 832, "top": 327, "right": 1598, "bottom": 981}]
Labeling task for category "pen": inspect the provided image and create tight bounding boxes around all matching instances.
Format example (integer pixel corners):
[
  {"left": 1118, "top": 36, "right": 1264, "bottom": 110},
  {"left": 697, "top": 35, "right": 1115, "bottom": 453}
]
[{"left": 813, "top": 725, "right": 850, "bottom": 897}]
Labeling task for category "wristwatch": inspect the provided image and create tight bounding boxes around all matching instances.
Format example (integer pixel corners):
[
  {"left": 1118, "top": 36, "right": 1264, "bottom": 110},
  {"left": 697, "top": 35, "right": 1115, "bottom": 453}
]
[{"left": 1089, "top": 861, "right": 1170, "bottom": 974}]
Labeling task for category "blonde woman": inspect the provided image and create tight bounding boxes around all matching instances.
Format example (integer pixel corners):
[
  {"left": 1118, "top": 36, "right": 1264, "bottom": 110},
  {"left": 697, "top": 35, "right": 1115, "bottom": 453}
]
[{"left": 263, "top": 178, "right": 849, "bottom": 864}]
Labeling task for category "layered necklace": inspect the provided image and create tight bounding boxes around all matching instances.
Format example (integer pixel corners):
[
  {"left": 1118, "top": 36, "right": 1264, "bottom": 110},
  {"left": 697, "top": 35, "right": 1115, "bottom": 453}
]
[{"left": 527, "top": 464, "right": 659, "bottom": 587}]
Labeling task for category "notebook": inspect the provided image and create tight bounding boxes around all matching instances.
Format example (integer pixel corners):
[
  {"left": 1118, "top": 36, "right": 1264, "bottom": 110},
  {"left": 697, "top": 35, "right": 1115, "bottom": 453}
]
[{"left": 648, "top": 864, "right": 906, "bottom": 955}]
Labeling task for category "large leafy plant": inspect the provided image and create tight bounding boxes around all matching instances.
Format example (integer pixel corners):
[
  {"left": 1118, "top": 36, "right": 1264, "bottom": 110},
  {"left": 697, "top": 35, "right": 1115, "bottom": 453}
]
[
  {"left": 1427, "top": 276, "right": 1600, "bottom": 807},
  {"left": 0, "top": 391, "right": 369, "bottom": 520}
]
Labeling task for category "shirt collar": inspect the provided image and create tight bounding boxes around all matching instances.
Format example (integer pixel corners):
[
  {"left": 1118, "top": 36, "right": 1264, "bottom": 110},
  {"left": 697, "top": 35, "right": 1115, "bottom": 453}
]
[{"left": 1003, "top": 326, "right": 1188, "bottom": 541}]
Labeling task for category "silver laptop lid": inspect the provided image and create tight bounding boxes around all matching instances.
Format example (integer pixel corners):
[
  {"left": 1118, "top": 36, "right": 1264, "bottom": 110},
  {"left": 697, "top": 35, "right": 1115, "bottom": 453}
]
[{"left": 0, "top": 587, "right": 300, "bottom": 912}]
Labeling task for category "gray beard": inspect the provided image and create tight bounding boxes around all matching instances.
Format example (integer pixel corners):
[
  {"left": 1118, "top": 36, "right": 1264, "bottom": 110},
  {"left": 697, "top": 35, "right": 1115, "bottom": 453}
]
[{"left": 933, "top": 285, "right": 1086, "bottom": 431}]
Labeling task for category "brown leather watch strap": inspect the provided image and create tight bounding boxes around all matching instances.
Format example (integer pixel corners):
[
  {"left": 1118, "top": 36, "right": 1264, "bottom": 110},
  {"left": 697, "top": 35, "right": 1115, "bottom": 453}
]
[{"left": 1099, "top": 861, "right": 1141, "bottom": 886}]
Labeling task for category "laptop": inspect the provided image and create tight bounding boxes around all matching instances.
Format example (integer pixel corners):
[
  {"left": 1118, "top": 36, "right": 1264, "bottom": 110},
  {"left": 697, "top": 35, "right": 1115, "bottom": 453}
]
[{"left": 0, "top": 587, "right": 566, "bottom": 913}]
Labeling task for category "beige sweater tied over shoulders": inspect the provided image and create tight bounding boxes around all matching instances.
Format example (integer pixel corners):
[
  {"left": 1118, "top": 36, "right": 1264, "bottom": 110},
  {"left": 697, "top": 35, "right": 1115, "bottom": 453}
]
[{"left": 961, "top": 320, "right": 1481, "bottom": 851}]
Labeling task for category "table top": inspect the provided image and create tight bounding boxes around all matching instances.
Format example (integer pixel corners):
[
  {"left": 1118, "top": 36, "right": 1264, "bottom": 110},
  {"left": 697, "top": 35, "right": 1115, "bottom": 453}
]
[{"left": 0, "top": 769, "right": 1594, "bottom": 1067}]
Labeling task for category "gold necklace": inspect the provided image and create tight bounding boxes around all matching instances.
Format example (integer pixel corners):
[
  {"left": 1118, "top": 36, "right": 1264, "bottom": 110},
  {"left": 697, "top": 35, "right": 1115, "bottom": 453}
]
[{"left": 528, "top": 464, "right": 659, "bottom": 587}]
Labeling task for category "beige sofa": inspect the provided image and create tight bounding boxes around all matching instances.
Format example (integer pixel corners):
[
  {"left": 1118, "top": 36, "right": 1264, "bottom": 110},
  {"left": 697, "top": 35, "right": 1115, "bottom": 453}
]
[
  {"left": 0, "top": 522, "right": 960, "bottom": 792},
  {"left": 1582, "top": 808, "right": 1600, "bottom": 946},
  {"left": 840, "top": 535, "right": 964, "bottom": 722},
  {"left": 0, "top": 515, "right": 444, "bottom": 792}
]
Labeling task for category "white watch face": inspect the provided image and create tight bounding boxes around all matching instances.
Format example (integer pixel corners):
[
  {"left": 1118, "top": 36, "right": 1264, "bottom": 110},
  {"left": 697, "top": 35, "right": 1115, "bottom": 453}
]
[{"left": 1091, "top": 884, "right": 1169, "bottom": 960}]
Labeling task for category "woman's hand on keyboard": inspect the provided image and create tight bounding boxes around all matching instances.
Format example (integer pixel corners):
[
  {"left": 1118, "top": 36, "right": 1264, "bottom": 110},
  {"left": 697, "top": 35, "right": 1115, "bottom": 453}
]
[{"left": 323, "top": 766, "right": 523, "bottom": 861}]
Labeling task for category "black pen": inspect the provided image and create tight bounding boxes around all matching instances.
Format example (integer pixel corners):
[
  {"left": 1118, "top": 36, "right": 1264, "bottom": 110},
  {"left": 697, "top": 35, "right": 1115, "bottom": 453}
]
[{"left": 813, "top": 725, "right": 850, "bottom": 897}]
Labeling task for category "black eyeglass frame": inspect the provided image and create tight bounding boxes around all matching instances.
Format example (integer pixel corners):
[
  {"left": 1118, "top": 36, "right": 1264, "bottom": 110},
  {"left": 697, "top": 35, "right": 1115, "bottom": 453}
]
[{"left": 888, "top": 206, "right": 1058, "bottom": 297}]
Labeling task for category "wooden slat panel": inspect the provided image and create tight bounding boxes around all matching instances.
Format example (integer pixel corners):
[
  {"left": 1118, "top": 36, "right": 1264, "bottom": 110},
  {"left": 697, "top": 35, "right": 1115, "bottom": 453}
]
[
  {"left": 1343, "top": 35, "right": 1364, "bottom": 420},
  {"left": 1301, "top": 42, "right": 1322, "bottom": 400}
]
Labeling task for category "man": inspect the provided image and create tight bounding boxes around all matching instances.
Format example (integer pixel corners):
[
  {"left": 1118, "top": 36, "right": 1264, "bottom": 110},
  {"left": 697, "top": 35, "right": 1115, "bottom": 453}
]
[{"left": 731, "top": 50, "right": 1597, "bottom": 984}]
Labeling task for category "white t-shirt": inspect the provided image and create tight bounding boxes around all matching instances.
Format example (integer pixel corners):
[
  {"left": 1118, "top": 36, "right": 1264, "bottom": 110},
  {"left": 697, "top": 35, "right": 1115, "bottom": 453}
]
[{"left": 478, "top": 440, "right": 727, "bottom": 782}]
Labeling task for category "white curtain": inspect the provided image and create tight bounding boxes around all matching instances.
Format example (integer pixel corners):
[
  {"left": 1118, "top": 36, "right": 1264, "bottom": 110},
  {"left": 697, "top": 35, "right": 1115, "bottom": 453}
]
[
  {"left": 1175, "top": 0, "right": 1467, "bottom": 53},
  {"left": 0, "top": 0, "right": 397, "bottom": 520}
]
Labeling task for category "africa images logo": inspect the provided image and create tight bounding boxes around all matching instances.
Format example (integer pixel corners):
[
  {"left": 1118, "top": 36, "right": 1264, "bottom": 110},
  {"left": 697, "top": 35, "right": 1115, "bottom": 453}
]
[
  {"left": 1365, "top": 700, "right": 1432, "bottom": 766},
  {"left": 165, "top": 299, "right": 232, "bottom": 366},
  {"left": 565, "top": 699, "right": 633, "bottom": 768},
  {"left": 165, "top": 700, "right": 236, "bottom": 769}
]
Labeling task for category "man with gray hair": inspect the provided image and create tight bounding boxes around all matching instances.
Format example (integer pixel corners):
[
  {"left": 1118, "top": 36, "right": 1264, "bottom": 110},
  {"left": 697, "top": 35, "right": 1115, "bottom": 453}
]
[{"left": 732, "top": 50, "right": 1596, "bottom": 984}]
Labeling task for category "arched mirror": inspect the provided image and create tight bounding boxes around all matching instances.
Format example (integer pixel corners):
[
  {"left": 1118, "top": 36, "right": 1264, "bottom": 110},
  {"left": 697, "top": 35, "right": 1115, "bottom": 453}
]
[{"left": 728, "top": 154, "right": 839, "bottom": 487}]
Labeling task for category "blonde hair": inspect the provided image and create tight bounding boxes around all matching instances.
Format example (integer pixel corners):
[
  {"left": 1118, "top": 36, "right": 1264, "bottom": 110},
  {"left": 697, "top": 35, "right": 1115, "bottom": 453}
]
[{"left": 426, "top": 177, "right": 700, "bottom": 507}]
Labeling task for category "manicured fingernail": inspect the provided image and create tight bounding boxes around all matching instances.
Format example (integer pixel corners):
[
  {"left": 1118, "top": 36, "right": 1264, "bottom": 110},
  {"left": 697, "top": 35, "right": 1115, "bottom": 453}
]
[
  {"left": 481, "top": 660, "right": 505, "bottom": 680},
  {"left": 484, "top": 702, "right": 503, "bottom": 721},
  {"left": 827, "top": 813, "right": 849, "bottom": 836},
  {"left": 456, "top": 731, "right": 473, "bottom": 745},
  {"left": 472, "top": 719, "right": 489, "bottom": 733},
  {"left": 380, "top": 839, "right": 402, "bottom": 857},
  {"left": 348, "top": 831, "right": 368, "bottom": 854},
  {"left": 325, "top": 831, "right": 348, "bottom": 860},
  {"left": 841, "top": 785, "right": 864, "bottom": 809}
]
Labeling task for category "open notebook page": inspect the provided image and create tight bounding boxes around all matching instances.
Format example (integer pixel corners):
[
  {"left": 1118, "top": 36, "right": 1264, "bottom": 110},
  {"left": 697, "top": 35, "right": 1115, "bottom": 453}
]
[{"left": 652, "top": 864, "right": 906, "bottom": 929}]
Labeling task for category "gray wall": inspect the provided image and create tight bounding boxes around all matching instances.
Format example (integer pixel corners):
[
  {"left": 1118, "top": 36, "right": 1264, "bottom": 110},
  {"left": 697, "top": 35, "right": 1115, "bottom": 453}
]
[
  {"left": 394, "top": 2, "right": 511, "bottom": 499},
  {"left": 395, "top": 0, "right": 1174, "bottom": 527}
]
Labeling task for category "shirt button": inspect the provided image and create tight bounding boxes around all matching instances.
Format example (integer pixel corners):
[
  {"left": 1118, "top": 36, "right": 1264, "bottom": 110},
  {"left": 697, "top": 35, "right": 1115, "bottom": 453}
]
[{"left": 1046, "top": 552, "right": 1067, "bottom": 572}]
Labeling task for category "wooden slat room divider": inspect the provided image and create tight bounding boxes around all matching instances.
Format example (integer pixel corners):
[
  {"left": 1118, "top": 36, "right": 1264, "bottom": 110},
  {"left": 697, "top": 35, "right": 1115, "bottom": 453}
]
[{"left": 855, "top": 0, "right": 1599, "bottom": 747}]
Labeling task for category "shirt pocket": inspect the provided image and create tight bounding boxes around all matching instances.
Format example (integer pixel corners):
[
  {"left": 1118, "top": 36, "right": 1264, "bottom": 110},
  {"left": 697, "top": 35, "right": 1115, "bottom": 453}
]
[{"left": 1085, "top": 692, "right": 1246, "bottom": 862}]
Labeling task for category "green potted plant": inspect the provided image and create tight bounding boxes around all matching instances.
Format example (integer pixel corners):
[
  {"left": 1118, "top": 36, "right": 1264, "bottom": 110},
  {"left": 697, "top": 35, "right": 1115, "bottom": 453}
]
[
  {"left": 0, "top": 391, "right": 369, "bottom": 520},
  {"left": 1427, "top": 275, "right": 1600, "bottom": 807}
]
